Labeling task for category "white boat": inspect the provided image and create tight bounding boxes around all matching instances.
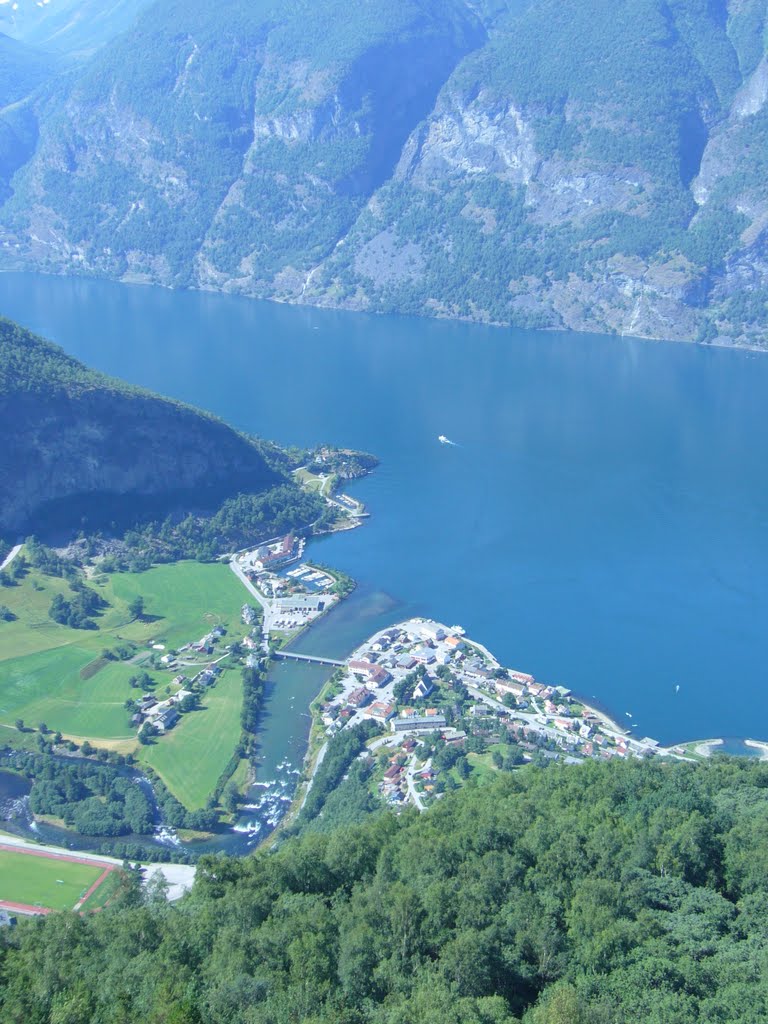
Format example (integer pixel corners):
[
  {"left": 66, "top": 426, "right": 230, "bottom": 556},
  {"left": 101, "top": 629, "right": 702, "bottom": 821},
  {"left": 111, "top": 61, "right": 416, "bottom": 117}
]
[{"left": 438, "top": 435, "right": 450, "bottom": 444}]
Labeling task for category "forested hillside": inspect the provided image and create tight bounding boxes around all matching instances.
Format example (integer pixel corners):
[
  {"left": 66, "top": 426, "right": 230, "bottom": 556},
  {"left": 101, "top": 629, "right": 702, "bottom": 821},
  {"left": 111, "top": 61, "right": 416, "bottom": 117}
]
[
  {"left": 2, "top": 0, "right": 768, "bottom": 346},
  {"left": 3, "top": 758, "right": 768, "bottom": 1022},
  {"left": 0, "top": 317, "right": 315, "bottom": 537}
]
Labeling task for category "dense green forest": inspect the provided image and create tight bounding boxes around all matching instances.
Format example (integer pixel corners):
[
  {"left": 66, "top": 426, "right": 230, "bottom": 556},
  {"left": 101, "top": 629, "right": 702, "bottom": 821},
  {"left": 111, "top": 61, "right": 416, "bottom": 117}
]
[{"left": 4, "top": 758, "right": 768, "bottom": 1022}]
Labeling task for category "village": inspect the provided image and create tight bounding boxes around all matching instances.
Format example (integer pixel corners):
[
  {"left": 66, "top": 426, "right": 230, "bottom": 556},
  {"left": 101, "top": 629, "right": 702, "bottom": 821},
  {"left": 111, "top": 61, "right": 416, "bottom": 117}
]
[
  {"left": 314, "top": 618, "right": 669, "bottom": 812},
  {"left": 230, "top": 534, "right": 346, "bottom": 640}
]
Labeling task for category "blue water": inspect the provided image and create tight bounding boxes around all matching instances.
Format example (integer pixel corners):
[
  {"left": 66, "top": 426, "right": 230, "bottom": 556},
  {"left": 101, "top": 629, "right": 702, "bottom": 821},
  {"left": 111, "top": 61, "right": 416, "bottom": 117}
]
[{"left": 2, "top": 271, "right": 768, "bottom": 746}]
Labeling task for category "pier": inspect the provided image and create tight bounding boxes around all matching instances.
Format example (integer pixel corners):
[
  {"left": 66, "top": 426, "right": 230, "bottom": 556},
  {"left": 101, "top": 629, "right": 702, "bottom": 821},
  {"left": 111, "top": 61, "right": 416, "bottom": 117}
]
[{"left": 272, "top": 651, "right": 345, "bottom": 667}]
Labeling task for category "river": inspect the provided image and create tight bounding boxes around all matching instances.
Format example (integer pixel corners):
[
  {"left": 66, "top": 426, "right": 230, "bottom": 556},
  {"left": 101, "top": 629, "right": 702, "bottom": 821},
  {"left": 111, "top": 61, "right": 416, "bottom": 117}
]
[{"left": 2, "top": 270, "right": 768, "bottom": 761}]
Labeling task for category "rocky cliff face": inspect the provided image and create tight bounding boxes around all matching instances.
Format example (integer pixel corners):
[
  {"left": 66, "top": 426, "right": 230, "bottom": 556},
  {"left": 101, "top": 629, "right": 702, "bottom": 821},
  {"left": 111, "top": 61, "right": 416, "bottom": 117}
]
[
  {"left": 2, "top": 0, "right": 768, "bottom": 348},
  {"left": 0, "top": 319, "right": 280, "bottom": 533}
]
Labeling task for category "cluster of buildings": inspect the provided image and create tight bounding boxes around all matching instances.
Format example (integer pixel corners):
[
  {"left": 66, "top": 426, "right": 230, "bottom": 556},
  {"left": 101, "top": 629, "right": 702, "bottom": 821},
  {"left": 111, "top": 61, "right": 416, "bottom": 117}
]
[
  {"left": 314, "top": 618, "right": 663, "bottom": 814},
  {"left": 252, "top": 534, "right": 303, "bottom": 572},
  {"left": 131, "top": 683, "right": 190, "bottom": 734},
  {"left": 178, "top": 625, "right": 227, "bottom": 658}
]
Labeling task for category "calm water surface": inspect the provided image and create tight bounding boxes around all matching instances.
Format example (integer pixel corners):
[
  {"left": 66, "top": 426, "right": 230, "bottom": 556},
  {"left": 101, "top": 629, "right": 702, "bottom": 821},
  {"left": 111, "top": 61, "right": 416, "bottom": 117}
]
[{"left": 2, "top": 271, "right": 768, "bottom": 749}]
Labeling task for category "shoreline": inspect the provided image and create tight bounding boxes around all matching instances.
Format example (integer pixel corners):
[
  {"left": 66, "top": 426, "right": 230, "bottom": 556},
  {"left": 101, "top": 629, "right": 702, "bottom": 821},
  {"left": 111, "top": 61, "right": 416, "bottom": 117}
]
[{"left": 3, "top": 265, "right": 767, "bottom": 356}]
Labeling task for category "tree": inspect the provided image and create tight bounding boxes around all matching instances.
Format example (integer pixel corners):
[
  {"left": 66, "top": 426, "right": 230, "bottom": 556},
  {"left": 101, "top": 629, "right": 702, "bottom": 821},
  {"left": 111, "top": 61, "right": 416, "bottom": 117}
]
[
  {"left": 128, "top": 595, "right": 145, "bottom": 620},
  {"left": 14, "top": 718, "right": 24, "bottom": 731},
  {"left": 38, "top": 722, "right": 48, "bottom": 734},
  {"left": 80, "top": 740, "right": 94, "bottom": 756},
  {"left": 138, "top": 723, "right": 158, "bottom": 745},
  {"left": 0, "top": 604, "right": 15, "bottom": 621},
  {"left": 223, "top": 781, "right": 240, "bottom": 814}
]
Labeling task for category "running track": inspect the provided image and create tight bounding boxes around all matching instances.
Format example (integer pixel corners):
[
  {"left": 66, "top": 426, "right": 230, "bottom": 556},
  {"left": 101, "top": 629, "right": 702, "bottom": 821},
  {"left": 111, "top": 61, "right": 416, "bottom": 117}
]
[{"left": 0, "top": 843, "right": 115, "bottom": 913}]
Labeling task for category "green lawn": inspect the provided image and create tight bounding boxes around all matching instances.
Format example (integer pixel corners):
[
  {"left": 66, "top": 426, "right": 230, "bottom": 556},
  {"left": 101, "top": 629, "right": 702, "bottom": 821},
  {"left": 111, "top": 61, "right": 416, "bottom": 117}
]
[
  {"left": 0, "top": 558, "right": 248, "bottom": 743},
  {"left": 143, "top": 670, "right": 244, "bottom": 810},
  {"left": 108, "top": 562, "right": 248, "bottom": 651},
  {"left": 0, "top": 849, "right": 106, "bottom": 911}
]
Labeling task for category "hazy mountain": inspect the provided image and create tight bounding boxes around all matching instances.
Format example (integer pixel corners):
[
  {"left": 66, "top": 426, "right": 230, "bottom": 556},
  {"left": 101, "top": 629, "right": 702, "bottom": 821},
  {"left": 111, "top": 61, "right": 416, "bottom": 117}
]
[
  {"left": 0, "top": 0, "right": 153, "bottom": 58},
  {"left": 1, "top": 0, "right": 768, "bottom": 347},
  {"left": 0, "top": 316, "right": 281, "bottom": 534}
]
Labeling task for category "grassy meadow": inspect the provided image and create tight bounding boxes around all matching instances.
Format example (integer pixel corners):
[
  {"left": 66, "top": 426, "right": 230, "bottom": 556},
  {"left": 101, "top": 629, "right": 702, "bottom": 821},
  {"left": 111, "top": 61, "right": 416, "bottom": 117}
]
[
  {"left": 0, "top": 553, "right": 250, "bottom": 807},
  {"left": 144, "top": 669, "right": 244, "bottom": 810}
]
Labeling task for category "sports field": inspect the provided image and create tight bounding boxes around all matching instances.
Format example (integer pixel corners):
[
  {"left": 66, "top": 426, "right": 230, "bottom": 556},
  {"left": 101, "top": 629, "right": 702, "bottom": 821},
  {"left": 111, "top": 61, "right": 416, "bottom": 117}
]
[
  {"left": 0, "top": 846, "right": 113, "bottom": 912},
  {"left": 144, "top": 669, "right": 244, "bottom": 809}
]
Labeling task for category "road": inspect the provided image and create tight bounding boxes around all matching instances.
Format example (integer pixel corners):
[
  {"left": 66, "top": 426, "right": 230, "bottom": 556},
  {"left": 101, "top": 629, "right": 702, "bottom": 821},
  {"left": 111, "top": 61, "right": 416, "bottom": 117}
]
[
  {"left": 0, "top": 835, "right": 196, "bottom": 901},
  {"left": 405, "top": 757, "right": 427, "bottom": 811},
  {"left": 0, "top": 544, "right": 22, "bottom": 571},
  {"left": 229, "top": 558, "right": 271, "bottom": 645}
]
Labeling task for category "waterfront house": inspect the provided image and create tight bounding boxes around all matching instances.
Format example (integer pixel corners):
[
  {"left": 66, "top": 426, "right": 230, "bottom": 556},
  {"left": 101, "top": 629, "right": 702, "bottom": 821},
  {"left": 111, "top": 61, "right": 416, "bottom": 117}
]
[{"left": 495, "top": 678, "right": 524, "bottom": 698}]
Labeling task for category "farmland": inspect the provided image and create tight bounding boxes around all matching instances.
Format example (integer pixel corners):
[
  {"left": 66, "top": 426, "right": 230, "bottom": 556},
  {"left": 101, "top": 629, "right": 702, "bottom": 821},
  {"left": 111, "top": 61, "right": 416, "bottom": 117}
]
[
  {"left": 0, "top": 558, "right": 247, "bottom": 742},
  {"left": 0, "top": 553, "right": 251, "bottom": 807},
  {"left": 143, "top": 670, "right": 244, "bottom": 810}
]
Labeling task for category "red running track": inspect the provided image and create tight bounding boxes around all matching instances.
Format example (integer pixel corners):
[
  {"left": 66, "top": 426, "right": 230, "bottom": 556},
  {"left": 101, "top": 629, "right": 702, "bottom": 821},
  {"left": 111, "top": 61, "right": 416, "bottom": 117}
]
[
  {"left": 0, "top": 899, "right": 52, "bottom": 916},
  {"left": 0, "top": 843, "right": 116, "bottom": 912}
]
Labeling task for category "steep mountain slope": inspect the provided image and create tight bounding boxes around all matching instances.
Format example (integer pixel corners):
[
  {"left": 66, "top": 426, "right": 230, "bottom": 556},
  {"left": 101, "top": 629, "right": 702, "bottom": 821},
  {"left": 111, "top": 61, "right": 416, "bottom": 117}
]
[
  {"left": 0, "top": 0, "right": 481, "bottom": 286},
  {"left": 2, "top": 0, "right": 768, "bottom": 346},
  {"left": 0, "top": 33, "right": 56, "bottom": 202},
  {"left": 0, "top": 317, "right": 281, "bottom": 534}
]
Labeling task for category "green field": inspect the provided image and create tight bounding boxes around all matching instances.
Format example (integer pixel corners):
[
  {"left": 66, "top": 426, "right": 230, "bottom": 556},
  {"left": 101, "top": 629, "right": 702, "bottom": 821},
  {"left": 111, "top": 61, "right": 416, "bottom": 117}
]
[
  {"left": 143, "top": 670, "right": 244, "bottom": 810},
  {"left": 0, "top": 558, "right": 248, "bottom": 743},
  {"left": 0, "top": 848, "right": 107, "bottom": 911}
]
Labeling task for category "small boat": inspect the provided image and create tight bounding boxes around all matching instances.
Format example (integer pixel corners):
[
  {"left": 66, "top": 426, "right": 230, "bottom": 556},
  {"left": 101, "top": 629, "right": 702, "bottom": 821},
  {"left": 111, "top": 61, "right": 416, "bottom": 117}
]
[{"left": 438, "top": 435, "right": 450, "bottom": 444}]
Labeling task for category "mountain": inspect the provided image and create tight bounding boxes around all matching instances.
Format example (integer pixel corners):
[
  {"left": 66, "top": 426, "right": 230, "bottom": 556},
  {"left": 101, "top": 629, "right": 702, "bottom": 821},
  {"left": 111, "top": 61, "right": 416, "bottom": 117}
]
[
  {"left": 3, "top": 758, "right": 768, "bottom": 1022},
  {"left": 1, "top": 0, "right": 768, "bottom": 347},
  {"left": 0, "top": 33, "right": 58, "bottom": 203},
  {"left": 0, "top": 0, "right": 154, "bottom": 59},
  {"left": 0, "top": 316, "right": 281, "bottom": 534}
]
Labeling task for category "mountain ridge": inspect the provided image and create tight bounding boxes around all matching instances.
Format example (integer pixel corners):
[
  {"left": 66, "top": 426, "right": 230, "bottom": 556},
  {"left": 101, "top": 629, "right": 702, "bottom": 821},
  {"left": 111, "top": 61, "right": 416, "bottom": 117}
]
[
  {"left": 0, "top": 316, "right": 283, "bottom": 535},
  {"left": 1, "top": 0, "right": 768, "bottom": 347}
]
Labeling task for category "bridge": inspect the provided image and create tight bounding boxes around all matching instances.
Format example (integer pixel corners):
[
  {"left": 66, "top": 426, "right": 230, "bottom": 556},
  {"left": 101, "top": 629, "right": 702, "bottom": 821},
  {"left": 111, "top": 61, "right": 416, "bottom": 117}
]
[{"left": 272, "top": 651, "right": 346, "bottom": 668}]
